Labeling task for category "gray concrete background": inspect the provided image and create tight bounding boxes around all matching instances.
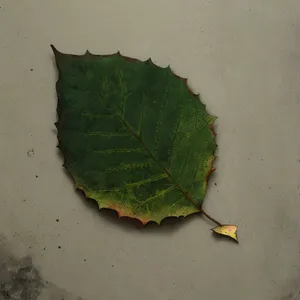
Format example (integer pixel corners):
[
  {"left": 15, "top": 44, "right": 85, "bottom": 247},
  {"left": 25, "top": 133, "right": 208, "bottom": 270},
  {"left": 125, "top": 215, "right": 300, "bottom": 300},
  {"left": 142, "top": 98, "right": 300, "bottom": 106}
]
[{"left": 1, "top": 1, "right": 300, "bottom": 299}]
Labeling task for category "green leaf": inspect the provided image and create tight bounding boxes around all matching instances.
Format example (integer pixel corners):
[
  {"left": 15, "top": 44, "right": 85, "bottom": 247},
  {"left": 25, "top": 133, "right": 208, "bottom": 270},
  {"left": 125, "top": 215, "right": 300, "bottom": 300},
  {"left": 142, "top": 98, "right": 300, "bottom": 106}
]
[{"left": 52, "top": 45, "right": 219, "bottom": 226}]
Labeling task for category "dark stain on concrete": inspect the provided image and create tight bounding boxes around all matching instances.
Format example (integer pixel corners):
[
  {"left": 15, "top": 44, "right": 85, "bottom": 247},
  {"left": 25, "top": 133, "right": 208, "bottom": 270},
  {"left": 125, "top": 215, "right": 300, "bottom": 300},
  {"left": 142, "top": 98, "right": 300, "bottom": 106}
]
[
  {"left": 275, "top": 274, "right": 300, "bottom": 300},
  {"left": 278, "top": 292, "right": 300, "bottom": 300},
  {"left": 0, "top": 243, "right": 83, "bottom": 300},
  {"left": 0, "top": 255, "right": 43, "bottom": 300}
]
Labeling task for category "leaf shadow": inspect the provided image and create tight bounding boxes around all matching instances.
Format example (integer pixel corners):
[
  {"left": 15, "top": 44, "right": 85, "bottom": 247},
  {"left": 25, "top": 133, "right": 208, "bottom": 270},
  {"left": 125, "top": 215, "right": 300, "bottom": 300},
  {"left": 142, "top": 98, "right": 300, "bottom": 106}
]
[
  {"left": 55, "top": 148, "right": 199, "bottom": 234},
  {"left": 99, "top": 205, "right": 201, "bottom": 233},
  {"left": 211, "top": 231, "right": 239, "bottom": 244},
  {"left": 79, "top": 189, "right": 200, "bottom": 234}
]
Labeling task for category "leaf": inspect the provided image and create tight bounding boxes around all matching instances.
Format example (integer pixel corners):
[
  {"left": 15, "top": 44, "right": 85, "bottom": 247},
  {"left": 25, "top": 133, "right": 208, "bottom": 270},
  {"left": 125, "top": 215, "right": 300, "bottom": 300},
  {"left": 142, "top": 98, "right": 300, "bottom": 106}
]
[
  {"left": 212, "top": 225, "right": 238, "bottom": 242},
  {"left": 52, "top": 45, "right": 237, "bottom": 238}
]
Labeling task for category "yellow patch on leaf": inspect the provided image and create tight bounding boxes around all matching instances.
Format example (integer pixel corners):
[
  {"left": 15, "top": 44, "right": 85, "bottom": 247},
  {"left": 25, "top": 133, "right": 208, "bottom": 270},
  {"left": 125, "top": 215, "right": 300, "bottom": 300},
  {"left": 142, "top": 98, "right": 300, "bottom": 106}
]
[{"left": 212, "top": 225, "right": 238, "bottom": 242}]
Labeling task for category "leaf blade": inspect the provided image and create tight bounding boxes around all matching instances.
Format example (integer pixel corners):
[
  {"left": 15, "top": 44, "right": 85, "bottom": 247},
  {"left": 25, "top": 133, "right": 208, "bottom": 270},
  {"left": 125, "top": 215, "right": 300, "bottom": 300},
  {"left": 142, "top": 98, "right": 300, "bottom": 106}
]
[{"left": 53, "top": 47, "right": 218, "bottom": 225}]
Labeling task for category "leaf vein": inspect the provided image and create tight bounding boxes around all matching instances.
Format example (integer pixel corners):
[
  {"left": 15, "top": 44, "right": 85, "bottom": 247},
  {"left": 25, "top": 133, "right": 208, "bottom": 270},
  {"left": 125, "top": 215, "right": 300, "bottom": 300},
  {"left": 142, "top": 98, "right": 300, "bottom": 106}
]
[
  {"left": 105, "top": 160, "right": 154, "bottom": 173},
  {"left": 154, "top": 85, "right": 169, "bottom": 151},
  {"left": 167, "top": 98, "right": 184, "bottom": 169},
  {"left": 93, "top": 148, "right": 145, "bottom": 155},
  {"left": 137, "top": 186, "right": 174, "bottom": 207}
]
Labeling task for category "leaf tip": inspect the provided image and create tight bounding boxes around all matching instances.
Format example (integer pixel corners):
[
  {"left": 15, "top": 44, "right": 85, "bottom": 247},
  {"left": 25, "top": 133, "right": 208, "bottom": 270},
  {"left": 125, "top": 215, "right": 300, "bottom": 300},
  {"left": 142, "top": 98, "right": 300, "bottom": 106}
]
[
  {"left": 50, "top": 44, "right": 60, "bottom": 55},
  {"left": 212, "top": 225, "right": 238, "bottom": 242}
]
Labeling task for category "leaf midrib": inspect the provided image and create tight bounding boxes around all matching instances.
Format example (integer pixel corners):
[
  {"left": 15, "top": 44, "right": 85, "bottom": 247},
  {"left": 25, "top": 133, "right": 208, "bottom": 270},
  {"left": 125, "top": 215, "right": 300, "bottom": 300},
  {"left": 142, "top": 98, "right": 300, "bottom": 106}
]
[{"left": 120, "top": 116, "right": 201, "bottom": 211}]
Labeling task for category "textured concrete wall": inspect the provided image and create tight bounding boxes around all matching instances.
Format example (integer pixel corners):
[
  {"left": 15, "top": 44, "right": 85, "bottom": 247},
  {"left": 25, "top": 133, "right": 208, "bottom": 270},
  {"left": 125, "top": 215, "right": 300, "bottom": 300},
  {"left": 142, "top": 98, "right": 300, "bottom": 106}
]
[{"left": 0, "top": 1, "right": 300, "bottom": 299}]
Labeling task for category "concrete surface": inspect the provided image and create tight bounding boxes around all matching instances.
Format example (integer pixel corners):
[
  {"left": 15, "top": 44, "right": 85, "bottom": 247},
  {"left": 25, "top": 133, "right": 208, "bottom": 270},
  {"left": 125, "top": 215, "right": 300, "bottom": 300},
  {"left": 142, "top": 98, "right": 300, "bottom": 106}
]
[{"left": 0, "top": 1, "right": 300, "bottom": 299}]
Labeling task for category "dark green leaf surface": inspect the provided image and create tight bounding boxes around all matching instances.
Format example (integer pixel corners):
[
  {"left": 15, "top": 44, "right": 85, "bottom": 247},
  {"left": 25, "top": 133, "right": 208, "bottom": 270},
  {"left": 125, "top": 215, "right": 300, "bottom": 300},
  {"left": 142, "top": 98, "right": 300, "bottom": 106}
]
[{"left": 52, "top": 46, "right": 217, "bottom": 224}]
